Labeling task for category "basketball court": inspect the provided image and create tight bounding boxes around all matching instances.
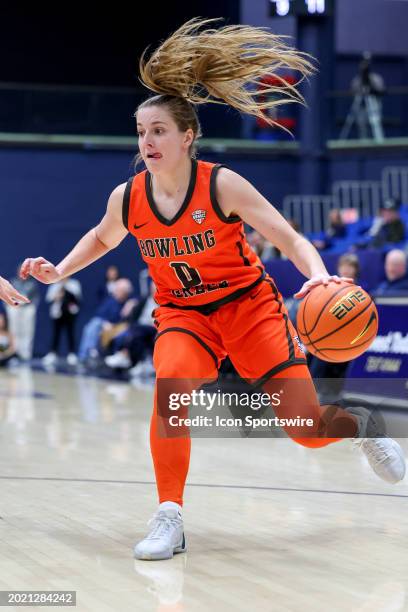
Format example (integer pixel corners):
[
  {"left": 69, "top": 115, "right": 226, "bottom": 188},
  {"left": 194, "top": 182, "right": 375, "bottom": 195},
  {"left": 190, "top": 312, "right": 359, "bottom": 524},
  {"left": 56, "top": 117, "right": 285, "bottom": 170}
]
[
  {"left": 1, "top": 1, "right": 408, "bottom": 610},
  {"left": 1, "top": 367, "right": 407, "bottom": 611}
]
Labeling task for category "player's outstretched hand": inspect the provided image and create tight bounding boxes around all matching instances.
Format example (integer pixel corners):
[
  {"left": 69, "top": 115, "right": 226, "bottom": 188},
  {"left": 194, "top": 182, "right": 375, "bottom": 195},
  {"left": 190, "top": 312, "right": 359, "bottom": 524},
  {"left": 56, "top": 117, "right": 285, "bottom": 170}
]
[
  {"left": 294, "top": 274, "right": 354, "bottom": 299},
  {"left": 20, "top": 257, "right": 61, "bottom": 284},
  {"left": 0, "top": 276, "right": 30, "bottom": 306}
]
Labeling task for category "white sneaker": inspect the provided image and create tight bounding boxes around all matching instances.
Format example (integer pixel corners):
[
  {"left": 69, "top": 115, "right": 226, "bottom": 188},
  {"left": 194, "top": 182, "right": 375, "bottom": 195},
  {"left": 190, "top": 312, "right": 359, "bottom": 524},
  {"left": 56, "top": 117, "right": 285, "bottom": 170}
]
[
  {"left": 42, "top": 352, "right": 57, "bottom": 365},
  {"left": 134, "top": 502, "right": 186, "bottom": 561},
  {"left": 105, "top": 352, "right": 132, "bottom": 369},
  {"left": 66, "top": 353, "right": 78, "bottom": 366},
  {"left": 346, "top": 405, "right": 406, "bottom": 483},
  {"left": 352, "top": 437, "right": 406, "bottom": 484}
]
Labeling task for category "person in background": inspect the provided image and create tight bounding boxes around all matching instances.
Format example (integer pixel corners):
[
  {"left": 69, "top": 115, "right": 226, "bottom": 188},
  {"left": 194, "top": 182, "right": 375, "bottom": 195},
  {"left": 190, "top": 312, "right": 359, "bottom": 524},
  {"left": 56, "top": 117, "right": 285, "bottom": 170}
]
[
  {"left": 337, "top": 253, "right": 360, "bottom": 282},
  {"left": 369, "top": 199, "right": 405, "bottom": 248},
  {"left": 5, "top": 265, "right": 39, "bottom": 361},
  {"left": 350, "top": 51, "right": 385, "bottom": 141},
  {"left": 43, "top": 276, "right": 82, "bottom": 366},
  {"left": 373, "top": 249, "right": 408, "bottom": 296},
  {"left": 105, "top": 282, "right": 157, "bottom": 375},
  {"left": 0, "top": 312, "right": 16, "bottom": 367},
  {"left": 312, "top": 209, "right": 346, "bottom": 251},
  {"left": 78, "top": 277, "right": 133, "bottom": 363},
  {"left": 0, "top": 276, "right": 29, "bottom": 307},
  {"left": 97, "top": 265, "right": 120, "bottom": 302}
]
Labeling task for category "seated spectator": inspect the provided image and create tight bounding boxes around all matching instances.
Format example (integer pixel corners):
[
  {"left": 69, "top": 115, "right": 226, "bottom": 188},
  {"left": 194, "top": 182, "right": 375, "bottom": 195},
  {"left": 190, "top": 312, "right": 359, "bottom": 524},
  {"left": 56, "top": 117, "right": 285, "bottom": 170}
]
[
  {"left": 373, "top": 249, "right": 408, "bottom": 295},
  {"left": 337, "top": 253, "right": 360, "bottom": 284},
  {"left": 97, "top": 265, "right": 120, "bottom": 303},
  {"left": 78, "top": 278, "right": 133, "bottom": 363},
  {"left": 0, "top": 312, "right": 16, "bottom": 367},
  {"left": 43, "top": 276, "right": 82, "bottom": 366},
  {"left": 104, "top": 282, "right": 156, "bottom": 374},
  {"left": 367, "top": 198, "right": 405, "bottom": 248},
  {"left": 312, "top": 209, "right": 346, "bottom": 251}
]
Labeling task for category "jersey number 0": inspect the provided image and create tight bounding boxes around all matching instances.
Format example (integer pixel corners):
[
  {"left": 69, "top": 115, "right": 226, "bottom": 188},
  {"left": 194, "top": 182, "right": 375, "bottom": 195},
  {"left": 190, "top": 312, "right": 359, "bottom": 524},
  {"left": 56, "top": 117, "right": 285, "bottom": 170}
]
[{"left": 170, "top": 262, "right": 202, "bottom": 289}]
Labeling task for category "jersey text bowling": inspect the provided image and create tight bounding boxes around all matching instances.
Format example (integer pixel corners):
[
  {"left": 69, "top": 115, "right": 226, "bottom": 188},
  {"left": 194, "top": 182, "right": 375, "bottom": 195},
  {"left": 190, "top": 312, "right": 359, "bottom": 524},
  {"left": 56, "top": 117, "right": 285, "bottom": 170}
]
[{"left": 122, "top": 160, "right": 265, "bottom": 314}]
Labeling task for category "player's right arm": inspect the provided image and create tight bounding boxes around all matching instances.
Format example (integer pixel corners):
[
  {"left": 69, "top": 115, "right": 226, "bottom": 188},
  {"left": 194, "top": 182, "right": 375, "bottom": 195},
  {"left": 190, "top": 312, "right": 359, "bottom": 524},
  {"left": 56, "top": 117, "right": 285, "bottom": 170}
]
[{"left": 20, "top": 183, "right": 128, "bottom": 284}]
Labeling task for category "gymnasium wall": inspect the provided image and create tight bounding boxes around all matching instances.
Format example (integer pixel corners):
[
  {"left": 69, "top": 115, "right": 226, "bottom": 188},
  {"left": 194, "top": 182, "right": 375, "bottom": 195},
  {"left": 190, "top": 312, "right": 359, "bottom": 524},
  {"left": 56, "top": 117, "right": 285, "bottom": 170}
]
[
  {"left": 1, "top": 147, "right": 299, "bottom": 355},
  {"left": 0, "top": 147, "right": 138, "bottom": 355},
  {"left": 241, "top": 0, "right": 408, "bottom": 56},
  {"left": 1, "top": 145, "right": 404, "bottom": 355},
  {"left": 336, "top": 0, "right": 408, "bottom": 56}
]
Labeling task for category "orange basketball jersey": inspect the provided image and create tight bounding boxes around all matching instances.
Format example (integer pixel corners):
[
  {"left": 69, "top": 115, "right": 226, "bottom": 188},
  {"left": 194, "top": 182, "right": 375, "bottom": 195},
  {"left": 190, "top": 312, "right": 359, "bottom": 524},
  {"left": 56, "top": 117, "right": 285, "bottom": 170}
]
[{"left": 122, "top": 159, "right": 265, "bottom": 313}]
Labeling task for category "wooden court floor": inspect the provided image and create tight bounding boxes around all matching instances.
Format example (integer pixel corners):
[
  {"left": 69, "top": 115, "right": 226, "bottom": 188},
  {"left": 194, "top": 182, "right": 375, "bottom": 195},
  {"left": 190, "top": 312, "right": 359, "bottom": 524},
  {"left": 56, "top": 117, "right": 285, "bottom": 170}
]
[{"left": 0, "top": 367, "right": 407, "bottom": 612}]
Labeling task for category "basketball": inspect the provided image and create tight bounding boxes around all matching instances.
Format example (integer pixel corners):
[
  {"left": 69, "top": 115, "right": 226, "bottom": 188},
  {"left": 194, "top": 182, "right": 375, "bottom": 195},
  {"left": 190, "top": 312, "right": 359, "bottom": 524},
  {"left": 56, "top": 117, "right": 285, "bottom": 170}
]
[{"left": 296, "top": 281, "right": 379, "bottom": 362}]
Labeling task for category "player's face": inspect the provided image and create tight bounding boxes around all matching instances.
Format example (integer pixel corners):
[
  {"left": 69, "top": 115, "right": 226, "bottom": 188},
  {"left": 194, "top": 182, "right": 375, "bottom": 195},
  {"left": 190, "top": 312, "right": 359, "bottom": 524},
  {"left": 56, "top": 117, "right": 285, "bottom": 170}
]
[{"left": 136, "top": 106, "right": 194, "bottom": 174}]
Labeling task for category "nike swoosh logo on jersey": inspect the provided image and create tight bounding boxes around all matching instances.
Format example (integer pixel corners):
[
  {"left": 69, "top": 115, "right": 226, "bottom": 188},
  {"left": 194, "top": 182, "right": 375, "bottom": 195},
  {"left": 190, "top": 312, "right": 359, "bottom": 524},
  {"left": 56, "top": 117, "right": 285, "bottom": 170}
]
[
  {"left": 250, "top": 289, "right": 262, "bottom": 300},
  {"left": 133, "top": 222, "right": 149, "bottom": 230}
]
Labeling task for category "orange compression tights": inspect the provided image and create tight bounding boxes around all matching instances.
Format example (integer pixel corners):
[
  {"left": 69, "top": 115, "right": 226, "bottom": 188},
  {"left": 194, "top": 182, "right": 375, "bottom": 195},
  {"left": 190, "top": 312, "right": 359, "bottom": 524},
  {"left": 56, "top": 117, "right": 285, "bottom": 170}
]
[{"left": 150, "top": 335, "right": 358, "bottom": 505}]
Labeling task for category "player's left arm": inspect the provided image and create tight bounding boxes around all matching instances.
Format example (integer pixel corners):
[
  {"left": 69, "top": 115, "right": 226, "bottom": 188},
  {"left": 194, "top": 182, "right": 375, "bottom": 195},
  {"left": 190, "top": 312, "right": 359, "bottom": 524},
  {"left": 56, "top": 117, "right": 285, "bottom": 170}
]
[{"left": 216, "top": 168, "right": 352, "bottom": 298}]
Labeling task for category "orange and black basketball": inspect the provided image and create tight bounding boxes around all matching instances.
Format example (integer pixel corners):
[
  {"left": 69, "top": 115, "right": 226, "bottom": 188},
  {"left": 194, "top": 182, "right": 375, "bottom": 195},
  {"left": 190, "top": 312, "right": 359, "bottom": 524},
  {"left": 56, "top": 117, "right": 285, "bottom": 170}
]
[{"left": 296, "top": 281, "right": 378, "bottom": 362}]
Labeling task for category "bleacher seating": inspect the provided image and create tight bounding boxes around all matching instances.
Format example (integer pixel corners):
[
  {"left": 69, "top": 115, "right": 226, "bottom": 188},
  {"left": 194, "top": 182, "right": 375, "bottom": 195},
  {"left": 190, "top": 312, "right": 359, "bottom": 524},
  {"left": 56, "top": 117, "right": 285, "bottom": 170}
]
[
  {"left": 268, "top": 167, "right": 408, "bottom": 296},
  {"left": 304, "top": 204, "right": 408, "bottom": 254}
]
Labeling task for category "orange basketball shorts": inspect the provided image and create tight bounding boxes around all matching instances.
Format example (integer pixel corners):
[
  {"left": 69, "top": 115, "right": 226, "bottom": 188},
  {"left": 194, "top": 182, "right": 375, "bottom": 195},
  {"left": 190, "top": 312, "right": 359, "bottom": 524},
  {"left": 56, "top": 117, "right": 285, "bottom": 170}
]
[{"left": 153, "top": 276, "right": 307, "bottom": 381}]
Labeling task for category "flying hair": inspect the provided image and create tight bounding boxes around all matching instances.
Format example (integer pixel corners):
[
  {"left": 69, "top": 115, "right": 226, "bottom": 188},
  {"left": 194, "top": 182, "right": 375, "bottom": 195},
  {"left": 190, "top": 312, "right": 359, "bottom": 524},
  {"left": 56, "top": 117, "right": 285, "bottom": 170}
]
[{"left": 138, "top": 17, "right": 316, "bottom": 131}]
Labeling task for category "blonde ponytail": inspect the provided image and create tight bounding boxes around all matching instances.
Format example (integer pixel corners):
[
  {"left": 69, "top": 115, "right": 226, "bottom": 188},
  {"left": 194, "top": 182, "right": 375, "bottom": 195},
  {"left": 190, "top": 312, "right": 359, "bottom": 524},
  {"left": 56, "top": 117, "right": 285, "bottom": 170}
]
[{"left": 139, "top": 17, "right": 316, "bottom": 129}]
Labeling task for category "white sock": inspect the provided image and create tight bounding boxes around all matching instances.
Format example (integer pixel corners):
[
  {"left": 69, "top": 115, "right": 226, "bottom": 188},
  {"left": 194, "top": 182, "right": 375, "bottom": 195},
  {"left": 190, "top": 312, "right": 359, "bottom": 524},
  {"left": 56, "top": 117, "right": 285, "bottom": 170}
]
[{"left": 159, "top": 501, "right": 182, "bottom": 514}]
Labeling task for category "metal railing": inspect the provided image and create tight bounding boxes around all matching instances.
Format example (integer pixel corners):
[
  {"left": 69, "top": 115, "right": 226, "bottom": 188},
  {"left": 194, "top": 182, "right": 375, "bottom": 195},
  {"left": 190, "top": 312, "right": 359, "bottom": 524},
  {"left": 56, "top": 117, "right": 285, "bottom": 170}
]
[
  {"left": 382, "top": 166, "right": 408, "bottom": 203},
  {"left": 282, "top": 195, "right": 335, "bottom": 234},
  {"left": 283, "top": 166, "right": 407, "bottom": 234},
  {"left": 331, "top": 181, "right": 382, "bottom": 219}
]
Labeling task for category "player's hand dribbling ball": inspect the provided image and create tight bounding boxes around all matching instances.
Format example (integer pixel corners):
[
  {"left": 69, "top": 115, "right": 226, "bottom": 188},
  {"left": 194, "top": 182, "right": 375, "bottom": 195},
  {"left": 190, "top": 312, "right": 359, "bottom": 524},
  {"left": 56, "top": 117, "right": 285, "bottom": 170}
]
[{"left": 296, "top": 281, "right": 378, "bottom": 362}]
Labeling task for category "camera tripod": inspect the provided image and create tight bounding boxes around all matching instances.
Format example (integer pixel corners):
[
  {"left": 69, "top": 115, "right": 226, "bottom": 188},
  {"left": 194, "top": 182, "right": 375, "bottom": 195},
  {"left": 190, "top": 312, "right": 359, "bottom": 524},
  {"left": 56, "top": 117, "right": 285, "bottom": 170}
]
[{"left": 340, "top": 91, "right": 384, "bottom": 141}]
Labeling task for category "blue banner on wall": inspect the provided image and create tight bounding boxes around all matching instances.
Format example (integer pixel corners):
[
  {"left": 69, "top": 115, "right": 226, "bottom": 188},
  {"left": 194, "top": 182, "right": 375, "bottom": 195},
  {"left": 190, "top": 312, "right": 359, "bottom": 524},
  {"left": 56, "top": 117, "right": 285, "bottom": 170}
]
[
  {"left": 349, "top": 299, "right": 408, "bottom": 378},
  {"left": 345, "top": 298, "right": 408, "bottom": 405}
]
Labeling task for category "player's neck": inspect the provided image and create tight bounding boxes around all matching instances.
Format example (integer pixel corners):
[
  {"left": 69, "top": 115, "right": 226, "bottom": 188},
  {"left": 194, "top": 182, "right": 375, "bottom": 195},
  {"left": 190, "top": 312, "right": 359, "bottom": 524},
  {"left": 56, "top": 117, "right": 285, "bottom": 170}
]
[{"left": 151, "top": 157, "right": 193, "bottom": 200}]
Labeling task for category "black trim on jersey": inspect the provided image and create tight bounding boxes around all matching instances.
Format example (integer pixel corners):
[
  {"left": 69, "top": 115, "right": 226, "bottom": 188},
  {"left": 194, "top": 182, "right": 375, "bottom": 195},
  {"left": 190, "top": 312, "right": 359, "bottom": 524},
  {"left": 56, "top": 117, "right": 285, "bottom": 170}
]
[
  {"left": 145, "top": 159, "right": 198, "bottom": 226},
  {"left": 122, "top": 177, "right": 134, "bottom": 230},
  {"left": 162, "top": 270, "right": 266, "bottom": 316},
  {"left": 236, "top": 240, "right": 251, "bottom": 266},
  {"left": 253, "top": 358, "right": 308, "bottom": 389},
  {"left": 210, "top": 164, "right": 241, "bottom": 224},
  {"left": 155, "top": 327, "right": 219, "bottom": 369},
  {"left": 264, "top": 278, "right": 295, "bottom": 362}
]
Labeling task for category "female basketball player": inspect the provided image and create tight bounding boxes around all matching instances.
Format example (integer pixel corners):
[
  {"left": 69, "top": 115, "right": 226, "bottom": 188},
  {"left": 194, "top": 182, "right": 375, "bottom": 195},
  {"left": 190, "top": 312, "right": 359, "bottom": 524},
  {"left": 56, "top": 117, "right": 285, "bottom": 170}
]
[
  {"left": 20, "top": 19, "right": 405, "bottom": 561},
  {"left": 0, "top": 275, "right": 29, "bottom": 306}
]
